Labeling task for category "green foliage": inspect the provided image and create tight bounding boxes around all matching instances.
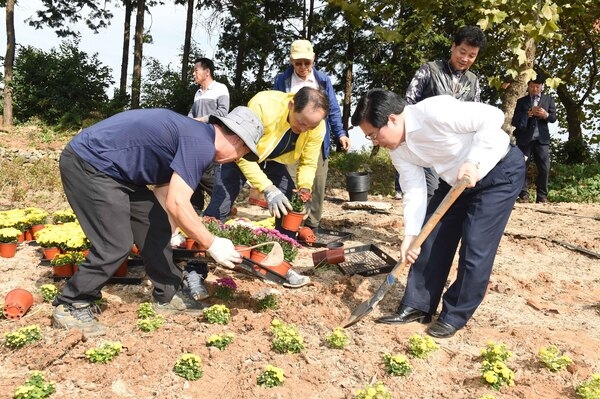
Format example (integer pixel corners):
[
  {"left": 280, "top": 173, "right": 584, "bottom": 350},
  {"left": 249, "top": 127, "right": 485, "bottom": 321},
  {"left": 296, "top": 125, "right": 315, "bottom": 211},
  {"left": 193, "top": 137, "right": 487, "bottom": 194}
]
[
  {"left": 141, "top": 57, "right": 196, "bottom": 115},
  {"left": 206, "top": 332, "right": 235, "bottom": 350},
  {"left": 270, "top": 319, "right": 304, "bottom": 354},
  {"left": 407, "top": 334, "right": 439, "bottom": 359},
  {"left": 12, "top": 41, "right": 113, "bottom": 128},
  {"left": 85, "top": 341, "right": 123, "bottom": 363},
  {"left": 4, "top": 325, "right": 42, "bottom": 349},
  {"left": 173, "top": 353, "right": 203, "bottom": 381},
  {"left": 202, "top": 304, "right": 231, "bottom": 325},
  {"left": 328, "top": 149, "right": 396, "bottom": 195},
  {"left": 538, "top": 345, "right": 573, "bottom": 372},
  {"left": 382, "top": 353, "right": 412, "bottom": 377},
  {"left": 0, "top": 156, "right": 64, "bottom": 205},
  {"left": 481, "top": 341, "right": 513, "bottom": 363},
  {"left": 577, "top": 374, "right": 600, "bottom": 399},
  {"left": 136, "top": 302, "right": 164, "bottom": 333},
  {"left": 355, "top": 381, "right": 392, "bottom": 399},
  {"left": 256, "top": 364, "right": 285, "bottom": 388},
  {"left": 40, "top": 284, "right": 59, "bottom": 302},
  {"left": 481, "top": 360, "right": 515, "bottom": 390},
  {"left": 13, "top": 371, "right": 56, "bottom": 399},
  {"left": 548, "top": 163, "right": 600, "bottom": 203},
  {"left": 324, "top": 327, "right": 349, "bottom": 350}
]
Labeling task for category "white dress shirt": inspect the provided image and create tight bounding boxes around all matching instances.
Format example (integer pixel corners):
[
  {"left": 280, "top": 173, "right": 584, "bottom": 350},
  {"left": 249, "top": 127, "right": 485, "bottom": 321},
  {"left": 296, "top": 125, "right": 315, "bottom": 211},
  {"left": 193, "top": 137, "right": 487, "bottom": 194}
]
[{"left": 390, "top": 95, "right": 510, "bottom": 235}]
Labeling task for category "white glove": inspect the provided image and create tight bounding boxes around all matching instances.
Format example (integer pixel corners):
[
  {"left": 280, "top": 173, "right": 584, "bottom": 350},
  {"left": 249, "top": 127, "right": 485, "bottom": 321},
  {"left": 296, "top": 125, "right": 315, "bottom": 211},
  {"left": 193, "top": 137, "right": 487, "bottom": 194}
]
[
  {"left": 170, "top": 232, "right": 186, "bottom": 248},
  {"left": 207, "top": 236, "right": 241, "bottom": 269},
  {"left": 263, "top": 185, "right": 292, "bottom": 218}
]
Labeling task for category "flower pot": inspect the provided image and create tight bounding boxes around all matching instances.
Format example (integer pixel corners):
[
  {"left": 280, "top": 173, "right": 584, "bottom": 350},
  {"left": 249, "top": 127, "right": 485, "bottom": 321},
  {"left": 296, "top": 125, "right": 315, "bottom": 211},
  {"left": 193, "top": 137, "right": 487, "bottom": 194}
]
[
  {"left": 42, "top": 247, "right": 61, "bottom": 261},
  {"left": 3, "top": 288, "right": 34, "bottom": 319},
  {"left": 115, "top": 259, "right": 128, "bottom": 277},
  {"left": 30, "top": 224, "right": 45, "bottom": 239},
  {"left": 297, "top": 227, "right": 316, "bottom": 246},
  {"left": 53, "top": 264, "right": 74, "bottom": 277},
  {"left": 24, "top": 229, "right": 34, "bottom": 241},
  {"left": 250, "top": 250, "right": 291, "bottom": 277},
  {"left": 235, "top": 245, "right": 252, "bottom": 258},
  {"left": 0, "top": 242, "right": 18, "bottom": 258},
  {"left": 17, "top": 231, "right": 25, "bottom": 243},
  {"left": 248, "top": 186, "right": 268, "bottom": 209},
  {"left": 346, "top": 172, "right": 371, "bottom": 202},
  {"left": 185, "top": 238, "right": 196, "bottom": 250},
  {"left": 312, "top": 242, "right": 345, "bottom": 266},
  {"left": 131, "top": 244, "right": 140, "bottom": 256},
  {"left": 281, "top": 211, "right": 304, "bottom": 232}
]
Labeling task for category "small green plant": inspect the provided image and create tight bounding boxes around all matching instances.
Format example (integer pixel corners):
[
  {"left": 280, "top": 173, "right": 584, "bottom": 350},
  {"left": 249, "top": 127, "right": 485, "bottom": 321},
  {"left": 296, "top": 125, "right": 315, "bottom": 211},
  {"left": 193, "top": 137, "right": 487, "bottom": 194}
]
[
  {"left": 4, "top": 325, "right": 42, "bottom": 349},
  {"left": 13, "top": 371, "right": 56, "bottom": 399},
  {"left": 290, "top": 189, "right": 310, "bottom": 212},
  {"left": 203, "top": 304, "right": 231, "bottom": 325},
  {"left": 85, "top": 341, "right": 123, "bottom": 363},
  {"left": 407, "top": 333, "right": 439, "bottom": 358},
  {"left": 213, "top": 277, "right": 237, "bottom": 301},
  {"left": 270, "top": 319, "right": 304, "bottom": 354},
  {"left": 481, "top": 360, "right": 515, "bottom": 390},
  {"left": 481, "top": 341, "right": 512, "bottom": 363},
  {"left": 324, "top": 327, "right": 349, "bottom": 349},
  {"left": 254, "top": 288, "right": 281, "bottom": 311},
  {"left": 382, "top": 353, "right": 412, "bottom": 376},
  {"left": 173, "top": 353, "right": 203, "bottom": 381},
  {"left": 257, "top": 364, "right": 285, "bottom": 388},
  {"left": 355, "top": 381, "right": 392, "bottom": 399},
  {"left": 576, "top": 374, "right": 600, "bottom": 399},
  {"left": 538, "top": 345, "right": 573, "bottom": 372},
  {"left": 40, "top": 284, "right": 59, "bottom": 302},
  {"left": 206, "top": 332, "right": 234, "bottom": 350},
  {"left": 136, "top": 302, "right": 164, "bottom": 332}
]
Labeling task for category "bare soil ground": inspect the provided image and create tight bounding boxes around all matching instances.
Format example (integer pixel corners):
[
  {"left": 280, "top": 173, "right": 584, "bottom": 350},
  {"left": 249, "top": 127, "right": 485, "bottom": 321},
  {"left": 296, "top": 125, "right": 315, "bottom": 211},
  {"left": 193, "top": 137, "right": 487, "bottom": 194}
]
[{"left": 1, "top": 185, "right": 599, "bottom": 398}]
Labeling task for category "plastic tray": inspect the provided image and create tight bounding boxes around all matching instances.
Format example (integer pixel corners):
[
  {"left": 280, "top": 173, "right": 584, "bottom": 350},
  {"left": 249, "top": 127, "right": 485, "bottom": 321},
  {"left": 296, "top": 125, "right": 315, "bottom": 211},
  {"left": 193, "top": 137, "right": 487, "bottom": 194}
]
[
  {"left": 336, "top": 244, "right": 397, "bottom": 276},
  {"left": 300, "top": 228, "right": 352, "bottom": 247}
]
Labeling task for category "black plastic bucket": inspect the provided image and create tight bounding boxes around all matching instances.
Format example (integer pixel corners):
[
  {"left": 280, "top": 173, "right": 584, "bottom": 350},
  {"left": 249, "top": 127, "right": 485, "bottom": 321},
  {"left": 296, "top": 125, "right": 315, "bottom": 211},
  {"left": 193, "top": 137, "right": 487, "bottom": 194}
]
[{"left": 346, "top": 172, "right": 371, "bottom": 201}]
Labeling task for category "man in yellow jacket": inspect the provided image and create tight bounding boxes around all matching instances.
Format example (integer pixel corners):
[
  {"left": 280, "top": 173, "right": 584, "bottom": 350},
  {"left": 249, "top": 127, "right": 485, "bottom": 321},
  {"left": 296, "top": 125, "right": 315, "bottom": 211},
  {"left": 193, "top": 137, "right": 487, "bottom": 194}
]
[
  {"left": 198, "top": 87, "right": 328, "bottom": 290},
  {"left": 205, "top": 87, "right": 329, "bottom": 233}
]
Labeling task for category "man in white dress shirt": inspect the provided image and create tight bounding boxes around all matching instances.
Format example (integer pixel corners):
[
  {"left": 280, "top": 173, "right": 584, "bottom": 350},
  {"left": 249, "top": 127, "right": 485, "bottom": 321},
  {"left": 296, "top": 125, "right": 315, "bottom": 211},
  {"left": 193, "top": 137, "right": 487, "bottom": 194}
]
[{"left": 351, "top": 89, "right": 525, "bottom": 338}]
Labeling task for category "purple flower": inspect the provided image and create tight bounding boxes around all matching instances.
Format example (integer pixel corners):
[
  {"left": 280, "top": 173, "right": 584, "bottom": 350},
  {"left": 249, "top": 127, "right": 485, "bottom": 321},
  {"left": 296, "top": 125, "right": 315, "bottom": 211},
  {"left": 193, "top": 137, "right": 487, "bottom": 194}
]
[{"left": 216, "top": 277, "right": 237, "bottom": 291}]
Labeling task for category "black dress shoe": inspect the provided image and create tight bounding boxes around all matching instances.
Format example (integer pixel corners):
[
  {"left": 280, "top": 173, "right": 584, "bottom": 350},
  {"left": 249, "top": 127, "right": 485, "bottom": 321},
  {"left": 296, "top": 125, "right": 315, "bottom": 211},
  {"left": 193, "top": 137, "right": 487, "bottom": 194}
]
[
  {"left": 426, "top": 320, "right": 458, "bottom": 338},
  {"left": 375, "top": 306, "right": 432, "bottom": 325}
]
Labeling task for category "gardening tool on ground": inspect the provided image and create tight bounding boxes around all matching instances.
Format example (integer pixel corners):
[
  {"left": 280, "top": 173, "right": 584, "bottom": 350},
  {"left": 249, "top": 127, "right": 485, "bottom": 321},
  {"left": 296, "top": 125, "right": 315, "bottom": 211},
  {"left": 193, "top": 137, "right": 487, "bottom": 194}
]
[{"left": 341, "top": 176, "right": 471, "bottom": 328}]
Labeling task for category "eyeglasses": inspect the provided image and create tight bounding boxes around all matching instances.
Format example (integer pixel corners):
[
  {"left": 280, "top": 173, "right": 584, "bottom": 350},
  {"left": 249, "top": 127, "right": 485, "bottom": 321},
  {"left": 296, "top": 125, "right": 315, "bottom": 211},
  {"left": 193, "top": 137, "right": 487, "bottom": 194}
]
[
  {"left": 293, "top": 60, "right": 312, "bottom": 67},
  {"left": 364, "top": 129, "right": 379, "bottom": 141}
]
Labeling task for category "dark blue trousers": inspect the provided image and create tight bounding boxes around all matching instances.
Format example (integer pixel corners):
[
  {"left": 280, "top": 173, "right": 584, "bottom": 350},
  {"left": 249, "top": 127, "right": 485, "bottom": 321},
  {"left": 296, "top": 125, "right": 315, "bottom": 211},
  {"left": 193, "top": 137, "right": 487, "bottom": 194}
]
[
  {"left": 400, "top": 146, "right": 525, "bottom": 329},
  {"left": 204, "top": 160, "right": 297, "bottom": 237}
]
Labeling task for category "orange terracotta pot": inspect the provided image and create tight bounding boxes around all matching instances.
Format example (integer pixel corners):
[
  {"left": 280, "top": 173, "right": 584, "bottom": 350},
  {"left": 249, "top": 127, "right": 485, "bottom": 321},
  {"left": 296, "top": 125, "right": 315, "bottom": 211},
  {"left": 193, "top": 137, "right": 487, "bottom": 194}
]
[
  {"left": 281, "top": 211, "right": 304, "bottom": 232},
  {"left": 24, "top": 230, "right": 34, "bottom": 241},
  {"left": 250, "top": 250, "right": 291, "bottom": 277},
  {"left": 235, "top": 245, "right": 252, "bottom": 258},
  {"left": 297, "top": 226, "right": 316, "bottom": 246},
  {"left": 131, "top": 244, "right": 140, "bottom": 256},
  {"left": 30, "top": 224, "right": 45, "bottom": 239},
  {"left": 17, "top": 232, "right": 25, "bottom": 243},
  {"left": 42, "top": 247, "right": 61, "bottom": 261},
  {"left": 0, "top": 242, "right": 18, "bottom": 258},
  {"left": 53, "top": 264, "right": 74, "bottom": 277},
  {"left": 3, "top": 288, "right": 34, "bottom": 319},
  {"left": 185, "top": 238, "right": 196, "bottom": 250},
  {"left": 115, "top": 259, "right": 128, "bottom": 277}
]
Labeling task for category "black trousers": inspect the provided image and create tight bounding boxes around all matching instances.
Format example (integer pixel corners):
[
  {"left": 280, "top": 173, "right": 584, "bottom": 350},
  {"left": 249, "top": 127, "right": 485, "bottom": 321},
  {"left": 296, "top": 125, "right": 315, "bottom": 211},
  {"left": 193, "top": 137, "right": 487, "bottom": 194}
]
[{"left": 55, "top": 145, "right": 182, "bottom": 305}]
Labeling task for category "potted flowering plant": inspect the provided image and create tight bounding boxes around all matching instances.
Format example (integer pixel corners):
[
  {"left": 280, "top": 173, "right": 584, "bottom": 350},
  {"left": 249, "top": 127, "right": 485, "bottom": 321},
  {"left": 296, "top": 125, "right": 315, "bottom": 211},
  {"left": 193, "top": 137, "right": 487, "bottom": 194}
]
[
  {"left": 50, "top": 253, "right": 74, "bottom": 277},
  {"left": 252, "top": 227, "right": 301, "bottom": 263},
  {"left": 281, "top": 189, "right": 311, "bottom": 232},
  {"left": 52, "top": 209, "right": 77, "bottom": 224},
  {"left": 0, "top": 227, "right": 23, "bottom": 258}
]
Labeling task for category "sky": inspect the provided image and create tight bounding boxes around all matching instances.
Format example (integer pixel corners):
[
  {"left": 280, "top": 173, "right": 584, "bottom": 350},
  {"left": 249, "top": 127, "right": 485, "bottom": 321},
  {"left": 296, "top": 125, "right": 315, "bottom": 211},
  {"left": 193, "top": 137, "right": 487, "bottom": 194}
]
[{"left": 0, "top": 1, "right": 374, "bottom": 153}]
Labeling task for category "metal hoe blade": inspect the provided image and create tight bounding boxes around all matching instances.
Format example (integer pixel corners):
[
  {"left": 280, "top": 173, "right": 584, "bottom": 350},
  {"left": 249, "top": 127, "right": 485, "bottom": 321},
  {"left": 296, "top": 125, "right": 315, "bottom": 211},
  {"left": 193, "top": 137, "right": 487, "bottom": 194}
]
[{"left": 341, "top": 176, "right": 471, "bottom": 328}]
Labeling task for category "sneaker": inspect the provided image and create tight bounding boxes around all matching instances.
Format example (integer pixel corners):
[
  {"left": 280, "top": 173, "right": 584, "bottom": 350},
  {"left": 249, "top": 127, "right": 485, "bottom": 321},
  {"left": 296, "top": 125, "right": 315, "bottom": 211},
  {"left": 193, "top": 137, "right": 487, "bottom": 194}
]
[
  {"left": 52, "top": 303, "right": 107, "bottom": 337},
  {"left": 516, "top": 195, "right": 530, "bottom": 203},
  {"left": 184, "top": 269, "right": 210, "bottom": 301},
  {"left": 394, "top": 191, "right": 403, "bottom": 200},
  {"left": 283, "top": 269, "right": 310, "bottom": 288},
  {"left": 153, "top": 290, "right": 207, "bottom": 313}
]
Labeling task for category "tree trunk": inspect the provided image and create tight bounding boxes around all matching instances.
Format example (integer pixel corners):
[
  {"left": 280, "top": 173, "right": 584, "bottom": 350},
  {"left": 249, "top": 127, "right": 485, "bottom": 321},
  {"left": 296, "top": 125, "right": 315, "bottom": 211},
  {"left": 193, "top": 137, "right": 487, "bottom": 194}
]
[
  {"left": 307, "top": 0, "right": 314, "bottom": 40},
  {"left": 341, "top": 30, "right": 354, "bottom": 132},
  {"left": 3, "top": 0, "right": 15, "bottom": 129},
  {"left": 131, "top": 0, "right": 145, "bottom": 109},
  {"left": 119, "top": 0, "right": 133, "bottom": 95},
  {"left": 502, "top": 37, "right": 536, "bottom": 135},
  {"left": 556, "top": 83, "right": 583, "bottom": 142},
  {"left": 181, "top": 0, "right": 194, "bottom": 82}
]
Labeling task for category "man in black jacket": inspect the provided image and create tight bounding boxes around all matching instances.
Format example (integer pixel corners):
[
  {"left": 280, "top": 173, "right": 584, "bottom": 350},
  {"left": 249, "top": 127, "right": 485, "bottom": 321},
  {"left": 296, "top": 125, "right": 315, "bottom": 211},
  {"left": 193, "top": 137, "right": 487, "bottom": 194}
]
[{"left": 511, "top": 76, "right": 558, "bottom": 203}]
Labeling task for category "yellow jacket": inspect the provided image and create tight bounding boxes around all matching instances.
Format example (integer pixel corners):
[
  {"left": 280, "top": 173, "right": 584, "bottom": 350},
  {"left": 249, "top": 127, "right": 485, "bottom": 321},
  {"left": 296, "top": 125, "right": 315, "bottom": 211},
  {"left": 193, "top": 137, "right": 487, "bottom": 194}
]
[{"left": 238, "top": 90, "right": 325, "bottom": 192}]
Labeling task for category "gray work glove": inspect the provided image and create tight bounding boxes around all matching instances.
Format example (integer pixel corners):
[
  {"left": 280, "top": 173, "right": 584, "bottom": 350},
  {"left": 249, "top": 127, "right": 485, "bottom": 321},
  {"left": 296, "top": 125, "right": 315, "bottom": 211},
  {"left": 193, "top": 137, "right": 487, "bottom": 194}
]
[
  {"left": 263, "top": 185, "right": 292, "bottom": 218},
  {"left": 207, "top": 237, "right": 240, "bottom": 269}
]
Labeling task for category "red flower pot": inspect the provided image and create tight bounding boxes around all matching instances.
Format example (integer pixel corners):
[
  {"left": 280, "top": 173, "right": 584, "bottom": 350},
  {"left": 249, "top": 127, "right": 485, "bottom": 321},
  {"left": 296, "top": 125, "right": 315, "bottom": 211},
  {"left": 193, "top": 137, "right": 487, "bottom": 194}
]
[
  {"left": 250, "top": 250, "right": 291, "bottom": 277},
  {"left": 297, "top": 226, "right": 316, "bottom": 246},
  {"left": 3, "top": 288, "right": 34, "bottom": 319},
  {"left": 53, "top": 264, "right": 74, "bottom": 277},
  {"left": 42, "top": 247, "right": 61, "bottom": 261},
  {"left": 281, "top": 211, "right": 304, "bottom": 232},
  {"left": 235, "top": 245, "right": 252, "bottom": 259},
  {"left": 0, "top": 242, "right": 18, "bottom": 258},
  {"left": 30, "top": 224, "right": 45, "bottom": 239},
  {"left": 115, "top": 259, "right": 128, "bottom": 277}
]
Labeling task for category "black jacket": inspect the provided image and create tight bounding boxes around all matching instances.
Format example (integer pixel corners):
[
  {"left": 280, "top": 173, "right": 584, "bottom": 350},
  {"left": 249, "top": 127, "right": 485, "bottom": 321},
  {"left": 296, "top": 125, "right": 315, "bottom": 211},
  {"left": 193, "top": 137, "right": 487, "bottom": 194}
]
[{"left": 511, "top": 93, "right": 557, "bottom": 145}]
